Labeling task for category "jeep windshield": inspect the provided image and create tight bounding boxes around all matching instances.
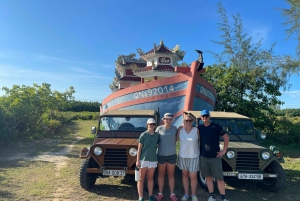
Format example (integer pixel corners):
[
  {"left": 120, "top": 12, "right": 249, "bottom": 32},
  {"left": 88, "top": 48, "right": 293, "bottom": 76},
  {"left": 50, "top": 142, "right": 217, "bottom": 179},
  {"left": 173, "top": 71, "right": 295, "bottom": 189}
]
[
  {"left": 198, "top": 118, "right": 255, "bottom": 141},
  {"left": 100, "top": 116, "right": 149, "bottom": 132},
  {"left": 211, "top": 119, "right": 254, "bottom": 135}
]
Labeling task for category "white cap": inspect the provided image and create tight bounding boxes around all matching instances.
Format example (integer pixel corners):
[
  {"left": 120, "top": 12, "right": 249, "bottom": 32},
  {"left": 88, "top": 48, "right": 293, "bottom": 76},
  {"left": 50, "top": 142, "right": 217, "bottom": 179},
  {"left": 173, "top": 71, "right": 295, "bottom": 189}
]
[
  {"left": 147, "top": 118, "right": 156, "bottom": 124},
  {"left": 162, "top": 113, "right": 174, "bottom": 120}
]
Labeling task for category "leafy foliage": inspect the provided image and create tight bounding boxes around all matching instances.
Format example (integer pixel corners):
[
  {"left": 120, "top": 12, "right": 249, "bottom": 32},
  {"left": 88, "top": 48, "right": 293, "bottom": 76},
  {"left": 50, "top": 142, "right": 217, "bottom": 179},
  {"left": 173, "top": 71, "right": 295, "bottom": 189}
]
[
  {"left": 274, "top": 108, "right": 300, "bottom": 116},
  {"left": 281, "top": 0, "right": 300, "bottom": 54},
  {"left": 268, "top": 116, "right": 300, "bottom": 144},
  {"left": 0, "top": 83, "right": 75, "bottom": 141},
  {"left": 202, "top": 3, "right": 300, "bottom": 131},
  {"left": 60, "top": 101, "right": 101, "bottom": 112}
]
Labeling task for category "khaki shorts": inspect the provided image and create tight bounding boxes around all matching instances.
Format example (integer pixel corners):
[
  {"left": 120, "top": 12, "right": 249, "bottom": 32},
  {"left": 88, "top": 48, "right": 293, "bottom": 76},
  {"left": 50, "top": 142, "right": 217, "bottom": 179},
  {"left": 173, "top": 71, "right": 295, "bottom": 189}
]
[{"left": 200, "top": 156, "right": 224, "bottom": 180}]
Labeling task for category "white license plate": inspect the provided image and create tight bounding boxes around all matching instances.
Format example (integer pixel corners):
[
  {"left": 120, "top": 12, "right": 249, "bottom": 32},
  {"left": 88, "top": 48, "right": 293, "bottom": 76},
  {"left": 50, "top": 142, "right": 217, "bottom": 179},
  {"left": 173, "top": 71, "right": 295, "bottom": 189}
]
[
  {"left": 238, "top": 173, "right": 263, "bottom": 180},
  {"left": 103, "top": 170, "right": 126, "bottom": 176}
]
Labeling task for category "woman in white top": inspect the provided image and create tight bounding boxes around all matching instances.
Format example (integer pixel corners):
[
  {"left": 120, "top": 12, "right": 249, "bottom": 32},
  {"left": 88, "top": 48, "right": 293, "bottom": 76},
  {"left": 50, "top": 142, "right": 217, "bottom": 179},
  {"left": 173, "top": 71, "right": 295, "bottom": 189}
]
[{"left": 176, "top": 113, "right": 200, "bottom": 201}]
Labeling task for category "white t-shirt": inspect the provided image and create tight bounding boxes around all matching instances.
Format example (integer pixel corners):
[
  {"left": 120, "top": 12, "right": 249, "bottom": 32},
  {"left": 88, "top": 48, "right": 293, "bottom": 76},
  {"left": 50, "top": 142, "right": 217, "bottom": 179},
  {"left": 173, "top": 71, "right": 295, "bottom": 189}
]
[{"left": 179, "top": 127, "right": 200, "bottom": 158}]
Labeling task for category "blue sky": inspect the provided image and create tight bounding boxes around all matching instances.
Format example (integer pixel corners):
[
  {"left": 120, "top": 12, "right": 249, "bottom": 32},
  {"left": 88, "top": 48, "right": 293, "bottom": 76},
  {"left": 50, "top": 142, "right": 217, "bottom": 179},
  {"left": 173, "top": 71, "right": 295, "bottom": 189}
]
[{"left": 0, "top": 0, "right": 299, "bottom": 108}]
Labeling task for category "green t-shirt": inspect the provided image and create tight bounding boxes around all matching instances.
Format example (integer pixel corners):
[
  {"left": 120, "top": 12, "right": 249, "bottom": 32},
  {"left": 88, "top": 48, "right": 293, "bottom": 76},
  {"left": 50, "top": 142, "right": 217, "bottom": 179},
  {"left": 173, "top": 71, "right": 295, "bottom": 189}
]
[{"left": 138, "top": 131, "right": 160, "bottom": 162}]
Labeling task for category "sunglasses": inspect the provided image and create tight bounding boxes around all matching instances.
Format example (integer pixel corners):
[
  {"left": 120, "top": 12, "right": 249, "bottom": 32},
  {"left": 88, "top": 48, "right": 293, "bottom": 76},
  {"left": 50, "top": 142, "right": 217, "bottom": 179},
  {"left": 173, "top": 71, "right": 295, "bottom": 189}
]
[
  {"left": 202, "top": 115, "right": 210, "bottom": 118},
  {"left": 185, "top": 119, "right": 193, "bottom": 122},
  {"left": 148, "top": 123, "right": 156, "bottom": 126},
  {"left": 184, "top": 112, "right": 192, "bottom": 115},
  {"left": 164, "top": 114, "right": 174, "bottom": 117}
]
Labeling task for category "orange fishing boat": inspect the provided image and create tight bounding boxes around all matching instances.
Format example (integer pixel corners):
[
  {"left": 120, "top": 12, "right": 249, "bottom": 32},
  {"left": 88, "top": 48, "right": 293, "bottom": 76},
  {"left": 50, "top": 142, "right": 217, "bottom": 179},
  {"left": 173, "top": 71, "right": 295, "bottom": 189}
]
[{"left": 101, "top": 40, "right": 216, "bottom": 126}]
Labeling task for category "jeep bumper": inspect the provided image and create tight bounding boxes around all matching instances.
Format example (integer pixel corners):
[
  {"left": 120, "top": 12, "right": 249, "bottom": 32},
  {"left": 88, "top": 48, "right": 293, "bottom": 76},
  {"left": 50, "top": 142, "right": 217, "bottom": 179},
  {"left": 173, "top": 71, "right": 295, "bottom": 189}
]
[{"left": 223, "top": 172, "right": 277, "bottom": 179}]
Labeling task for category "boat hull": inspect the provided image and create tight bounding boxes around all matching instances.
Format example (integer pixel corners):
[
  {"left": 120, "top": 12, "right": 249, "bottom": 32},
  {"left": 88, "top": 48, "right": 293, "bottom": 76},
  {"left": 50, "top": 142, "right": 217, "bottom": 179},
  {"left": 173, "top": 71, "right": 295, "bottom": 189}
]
[{"left": 102, "top": 61, "right": 216, "bottom": 127}]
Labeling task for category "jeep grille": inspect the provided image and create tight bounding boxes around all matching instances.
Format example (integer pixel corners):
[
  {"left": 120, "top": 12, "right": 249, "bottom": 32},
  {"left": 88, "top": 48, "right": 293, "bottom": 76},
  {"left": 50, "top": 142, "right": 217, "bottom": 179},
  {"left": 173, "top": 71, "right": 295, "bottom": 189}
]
[
  {"left": 236, "top": 152, "right": 259, "bottom": 172},
  {"left": 104, "top": 148, "right": 127, "bottom": 167}
]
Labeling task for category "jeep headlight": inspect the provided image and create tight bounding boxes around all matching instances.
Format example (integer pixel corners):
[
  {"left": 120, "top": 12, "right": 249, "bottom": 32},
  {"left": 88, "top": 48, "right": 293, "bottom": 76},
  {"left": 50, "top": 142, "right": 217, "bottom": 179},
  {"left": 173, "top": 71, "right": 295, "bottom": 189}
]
[
  {"left": 94, "top": 146, "right": 103, "bottom": 155},
  {"left": 129, "top": 147, "right": 137, "bottom": 156},
  {"left": 261, "top": 150, "right": 270, "bottom": 160},
  {"left": 260, "top": 132, "right": 266, "bottom": 139},
  {"left": 226, "top": 150, "right": 235, "bottom": 159}
]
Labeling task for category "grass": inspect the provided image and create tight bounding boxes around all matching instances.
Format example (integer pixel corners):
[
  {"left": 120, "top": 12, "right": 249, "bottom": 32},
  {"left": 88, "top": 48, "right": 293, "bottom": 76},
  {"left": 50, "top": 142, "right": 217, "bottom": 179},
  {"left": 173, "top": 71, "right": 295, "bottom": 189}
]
[{"left": 0, "top": 120, "right": 300, "bottom": 200}]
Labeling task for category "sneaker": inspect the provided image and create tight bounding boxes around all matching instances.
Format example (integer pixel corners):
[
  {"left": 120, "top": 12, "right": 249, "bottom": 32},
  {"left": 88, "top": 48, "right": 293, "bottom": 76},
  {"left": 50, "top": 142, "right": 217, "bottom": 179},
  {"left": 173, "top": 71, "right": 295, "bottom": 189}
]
[
  {"left": 181, "top": 195, "right": 189, "bottom": 201},
  {"left": 170, "top": 194, "right": 178, "bottom": 201},
  {"left": 156, "top": 193, "right": 163, "bottom": 201},
  {"left": 138, "top": 198, "right": 144, "bottom": 201},
  {"left": 207, "top": 197, "right": 216, "bottom": 201},
  {"left": 222, "top": 199, "right": 229, "bottom": 201},
  {"left": 149, "top": 195, "right": 156, "bottom": 201},
  {"left": 192, "top": 196, "right": 198, "bottom": 201}
]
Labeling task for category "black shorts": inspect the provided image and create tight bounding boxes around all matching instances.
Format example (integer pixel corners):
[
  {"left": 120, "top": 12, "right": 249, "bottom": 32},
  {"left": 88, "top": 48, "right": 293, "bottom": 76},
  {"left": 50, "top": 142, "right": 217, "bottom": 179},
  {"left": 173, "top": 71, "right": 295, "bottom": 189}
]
[{"left": 157, "top": 154, "right": 177, "bottom": 165}]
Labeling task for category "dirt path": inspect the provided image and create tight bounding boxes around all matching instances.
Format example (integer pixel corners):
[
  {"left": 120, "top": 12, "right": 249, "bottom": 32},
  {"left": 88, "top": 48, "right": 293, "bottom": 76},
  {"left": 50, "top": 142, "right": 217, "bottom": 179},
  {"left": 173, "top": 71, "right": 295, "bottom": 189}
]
[
  {"left": 1, "top": 137, "right": 83, "bottom": 171},
  {"left": 30, "top": 137, "right": 83, "bottom": 171}
]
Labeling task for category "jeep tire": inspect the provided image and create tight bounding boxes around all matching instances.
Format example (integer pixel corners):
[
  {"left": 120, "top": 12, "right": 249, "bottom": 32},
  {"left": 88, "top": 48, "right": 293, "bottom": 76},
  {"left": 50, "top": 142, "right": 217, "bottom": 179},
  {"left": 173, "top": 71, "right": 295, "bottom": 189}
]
[
  {"left": 260, "top": 161, "right": 286, "bottom": 192},
  {"left": 79, "top": 158, "right": 97, "bottom": 190},
  {"left": 197, "top": 171, "right": 208, "bottom": 190}
]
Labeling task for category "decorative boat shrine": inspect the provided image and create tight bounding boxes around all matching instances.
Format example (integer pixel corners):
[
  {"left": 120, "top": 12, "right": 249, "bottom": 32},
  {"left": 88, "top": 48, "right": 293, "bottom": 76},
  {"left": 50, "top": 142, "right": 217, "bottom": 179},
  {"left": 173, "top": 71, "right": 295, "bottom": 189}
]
[{"left": 101, "top": 40, "right": 216, "bottom": 127}]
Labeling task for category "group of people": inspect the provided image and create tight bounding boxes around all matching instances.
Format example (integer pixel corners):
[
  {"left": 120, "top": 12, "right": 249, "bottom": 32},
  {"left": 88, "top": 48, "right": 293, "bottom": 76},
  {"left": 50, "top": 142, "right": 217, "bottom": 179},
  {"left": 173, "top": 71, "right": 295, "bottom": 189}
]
[{"left": 136, "top": 110, "right": 230, "bottom": 201}]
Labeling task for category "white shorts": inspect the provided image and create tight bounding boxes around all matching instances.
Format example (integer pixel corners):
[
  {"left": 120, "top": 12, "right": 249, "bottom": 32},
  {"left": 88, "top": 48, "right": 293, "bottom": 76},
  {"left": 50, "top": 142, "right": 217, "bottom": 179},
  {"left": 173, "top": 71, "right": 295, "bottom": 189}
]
[{"left": 140, "top": 160, "right": 157, "bottom": 168}]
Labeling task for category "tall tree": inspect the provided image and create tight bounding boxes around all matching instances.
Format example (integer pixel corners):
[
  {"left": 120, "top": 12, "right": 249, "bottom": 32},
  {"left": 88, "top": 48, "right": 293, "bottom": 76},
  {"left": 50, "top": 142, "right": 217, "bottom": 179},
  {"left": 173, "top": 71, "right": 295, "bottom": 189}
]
[
  {"left": 202, "top": 3, "right": 299, "bottom": 129},
  {"left": 281, "top": 0, "right": 300, "bottom": 54}
]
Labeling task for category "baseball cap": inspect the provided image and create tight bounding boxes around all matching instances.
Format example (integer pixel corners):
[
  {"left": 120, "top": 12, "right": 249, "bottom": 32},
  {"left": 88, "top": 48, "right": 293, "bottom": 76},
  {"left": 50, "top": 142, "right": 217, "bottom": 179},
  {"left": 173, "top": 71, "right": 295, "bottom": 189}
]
[
  {"left": 201, "top": 110, "right": 210, "bottom": 116},
  {"left": 147, "top": 118, "right": 157, "bottom": 124},
  {"left": 162, "top": 113, "right": 174, "bottom": 120}
]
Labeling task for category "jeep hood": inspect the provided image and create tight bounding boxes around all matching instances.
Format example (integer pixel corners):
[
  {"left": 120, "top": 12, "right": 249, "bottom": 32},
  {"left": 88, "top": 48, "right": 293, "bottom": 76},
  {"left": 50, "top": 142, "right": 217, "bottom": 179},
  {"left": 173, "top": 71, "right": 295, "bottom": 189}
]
[
  {"left": 225, "top": 141, "right": 265, "bottom": 149},
  {"left": 93, "top": 138, "right": 138, "bottom": 146}
]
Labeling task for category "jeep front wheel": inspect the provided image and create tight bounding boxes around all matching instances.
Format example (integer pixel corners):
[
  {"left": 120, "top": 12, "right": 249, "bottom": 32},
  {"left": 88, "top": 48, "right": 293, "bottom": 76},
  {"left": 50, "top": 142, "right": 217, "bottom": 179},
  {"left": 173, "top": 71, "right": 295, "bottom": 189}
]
[
  {"left": 260, "top": 161, "right": 286, "bottom": 192},
  {"left": 79, "top": 158, "right": 97, "bottom": 190},
  {"left": 197, "top": 171, "right": 208, "bottom": 190}
]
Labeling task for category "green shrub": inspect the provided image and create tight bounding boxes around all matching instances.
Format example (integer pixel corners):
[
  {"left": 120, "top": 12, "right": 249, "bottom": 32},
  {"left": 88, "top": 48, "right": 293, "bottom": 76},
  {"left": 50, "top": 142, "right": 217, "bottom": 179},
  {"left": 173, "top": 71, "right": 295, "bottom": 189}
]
[{"left": 267, "top": 116, "right": 300, "bottom": 144}]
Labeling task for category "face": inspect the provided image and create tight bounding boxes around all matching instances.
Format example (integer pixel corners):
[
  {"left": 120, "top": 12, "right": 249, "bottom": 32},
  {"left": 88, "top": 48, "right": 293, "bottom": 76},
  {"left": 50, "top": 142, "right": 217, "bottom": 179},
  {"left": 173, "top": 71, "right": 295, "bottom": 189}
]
[
  {"left": 163, "top": 118, "right": 173, "bottom": 125},
  {"left": 184, "top": 116, "right": 193, "bottom": 125},
  {"left": 147, "top": 123, "right": 156, "bottom": 130},
  {"left": 201, "top": 114, "right": 210, "bottom": 123}
]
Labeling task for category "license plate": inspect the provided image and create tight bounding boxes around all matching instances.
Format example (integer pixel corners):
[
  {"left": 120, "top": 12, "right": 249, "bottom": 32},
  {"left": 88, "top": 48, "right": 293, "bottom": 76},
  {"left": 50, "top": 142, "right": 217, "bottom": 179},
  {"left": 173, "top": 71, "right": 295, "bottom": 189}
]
[
  {"left": 238, "top": 173, "right": 263, "bottom": 180},
  {"left": 103, "top": 170, "right": 126, "bottom": 176}
]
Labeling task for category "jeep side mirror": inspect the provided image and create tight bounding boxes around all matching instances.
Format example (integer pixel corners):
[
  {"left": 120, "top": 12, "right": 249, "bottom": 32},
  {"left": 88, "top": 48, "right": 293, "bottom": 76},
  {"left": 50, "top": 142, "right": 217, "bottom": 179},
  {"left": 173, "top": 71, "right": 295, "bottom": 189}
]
[
  {"left": 255, "top": 128, "right": 266, "bottom": 140},
  {"left": 91, "top": 126, "right": 96, "bottom": 134}
]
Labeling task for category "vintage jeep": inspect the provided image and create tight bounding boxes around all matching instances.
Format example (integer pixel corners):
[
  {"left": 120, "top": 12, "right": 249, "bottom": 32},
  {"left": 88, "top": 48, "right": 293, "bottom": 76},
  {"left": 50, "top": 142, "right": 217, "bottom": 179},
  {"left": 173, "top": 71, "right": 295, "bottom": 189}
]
[
  {"left": 186, "top": 111, "right": 286, "bottom": 192},
  {"left": 79, "top": 109, "right": 159, "bottom": 190}
]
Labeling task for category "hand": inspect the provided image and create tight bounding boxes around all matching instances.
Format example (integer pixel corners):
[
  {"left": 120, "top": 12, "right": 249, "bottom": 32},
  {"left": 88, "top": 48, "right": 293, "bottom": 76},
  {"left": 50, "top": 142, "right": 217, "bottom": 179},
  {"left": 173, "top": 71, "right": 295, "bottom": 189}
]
[
  {"left": 177, "top": 126, "right": 183, "bottom": 130},
  {"left": 216, "top": 150, "right": 226, "bottom": 158},
  {"left": 136, "top": 161, "right": 140, "bottom": 167}
]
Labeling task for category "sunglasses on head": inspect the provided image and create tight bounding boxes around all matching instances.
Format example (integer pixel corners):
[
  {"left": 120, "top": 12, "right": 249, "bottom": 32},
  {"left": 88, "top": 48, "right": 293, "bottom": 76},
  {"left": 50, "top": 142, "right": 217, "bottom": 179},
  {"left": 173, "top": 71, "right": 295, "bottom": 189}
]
[
  {"left": 202, "top": 115, "right": 210, "bottom": 118},
  {"left": 148, "top": 123, "right": 156, "bottom": 126},
  {"left": 184, "top": 112, "right": 192, "bottom": 115},
  {"left": 164, "top": 114, "right": 174, "bottom": 117},
  {"left": 185, "top": 119, "right": 193, "bottom": 122}
]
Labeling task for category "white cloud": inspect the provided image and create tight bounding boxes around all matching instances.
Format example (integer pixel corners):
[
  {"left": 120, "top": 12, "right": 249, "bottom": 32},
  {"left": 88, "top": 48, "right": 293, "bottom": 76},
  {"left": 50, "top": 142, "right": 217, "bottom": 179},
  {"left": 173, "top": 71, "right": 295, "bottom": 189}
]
[
  {"left": 35, "top": 55, "right": 98, "bottom": 66},
  {"left": 248, "top": 27, "right": 271, "bottom": 44},
  {"left": 280, "top": 90, "right": 300, "bottom": 108}
]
